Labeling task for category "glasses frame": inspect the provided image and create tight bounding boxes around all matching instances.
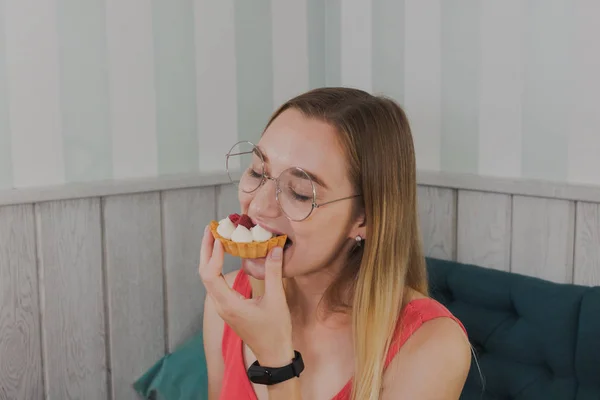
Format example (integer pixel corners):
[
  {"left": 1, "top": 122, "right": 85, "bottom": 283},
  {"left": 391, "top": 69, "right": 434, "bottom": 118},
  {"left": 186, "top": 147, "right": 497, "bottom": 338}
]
[{"left": 226, "top": 140, "right": 360, "bottom": 222}]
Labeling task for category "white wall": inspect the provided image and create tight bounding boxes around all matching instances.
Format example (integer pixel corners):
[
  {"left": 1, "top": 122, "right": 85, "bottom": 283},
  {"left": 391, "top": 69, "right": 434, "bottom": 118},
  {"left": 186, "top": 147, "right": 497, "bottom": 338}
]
[{"left": 0, "top": 0, "right": 599, "bottom": 190}]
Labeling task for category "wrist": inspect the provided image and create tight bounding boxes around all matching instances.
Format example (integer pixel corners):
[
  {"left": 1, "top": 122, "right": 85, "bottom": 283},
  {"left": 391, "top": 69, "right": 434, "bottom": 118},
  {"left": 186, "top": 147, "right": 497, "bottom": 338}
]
[
  {"left": 248, "top": 348, "right": 304, "bottom": 390},
  {"left": 256, "top": 343, "right": 295, "bottom": 368}
]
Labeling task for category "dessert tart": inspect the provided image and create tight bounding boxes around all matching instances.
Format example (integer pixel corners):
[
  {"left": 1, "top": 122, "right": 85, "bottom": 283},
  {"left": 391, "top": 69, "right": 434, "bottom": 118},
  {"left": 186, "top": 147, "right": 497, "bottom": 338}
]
[{"left": 210, "top": 213, "right": 287, "bottom": 258}]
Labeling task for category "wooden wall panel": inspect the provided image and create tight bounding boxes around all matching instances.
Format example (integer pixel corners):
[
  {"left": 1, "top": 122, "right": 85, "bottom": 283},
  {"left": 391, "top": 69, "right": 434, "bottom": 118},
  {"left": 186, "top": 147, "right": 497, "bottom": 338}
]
[
  {"left": 417, "top": 186, "right": 457, "bottom": 261},
  {"left": 103, "top": 193, "right": 164, "bottom": 399},
  {"left": 2, "top": 178, "right": 600, "bottom": 399},
  {"left": 457, "top": 190, "right": 512, "bottom": 271},
  {"left": 162, "top": 187, "right": 216, "bottom": 352},
  {"left": 36, "top": 199, "right": 107, "bottom": 399},
  {"left": 511, "top": 196, "right": 576, "bottom": 283},
  {"left": 216, "top": 184, "right": 242, "bottom": 274},
  {"left": 0, "top": 205, "right": 43, "bottom": 399},
  {"left": 574, "top": 202, "right": 600, "bottom": 286}
]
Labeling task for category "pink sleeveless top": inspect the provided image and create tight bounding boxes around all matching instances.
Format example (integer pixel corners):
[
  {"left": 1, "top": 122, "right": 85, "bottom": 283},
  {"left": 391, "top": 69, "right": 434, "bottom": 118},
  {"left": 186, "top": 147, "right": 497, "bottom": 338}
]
[{"left": 219, "top": 270, "right": 467, "bottom": 400}]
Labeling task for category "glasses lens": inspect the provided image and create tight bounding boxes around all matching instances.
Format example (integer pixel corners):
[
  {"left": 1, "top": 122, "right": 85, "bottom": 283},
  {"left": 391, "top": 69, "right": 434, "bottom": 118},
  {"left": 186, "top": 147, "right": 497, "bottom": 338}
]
[
  {"left": 226, "top": 141, "right": 264, "bottom": 193},
  {"left": 277, "top": 167, "right": 315, "bottom": 221}
]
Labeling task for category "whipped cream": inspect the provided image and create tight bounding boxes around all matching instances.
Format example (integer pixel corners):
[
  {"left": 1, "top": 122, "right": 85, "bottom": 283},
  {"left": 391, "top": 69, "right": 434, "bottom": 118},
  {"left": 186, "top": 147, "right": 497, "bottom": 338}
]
[
  {"left": 230, "top": 225, "right": 253, "bottom": 243},
  {"left": 216, "top": 217, "right": 236, "bottom": 239},
  {"left": 251, "top": 225, "right": 273, "bottom": 242},
  {"left": 217, "top": 215, "right": 277, "bottom": 243}
]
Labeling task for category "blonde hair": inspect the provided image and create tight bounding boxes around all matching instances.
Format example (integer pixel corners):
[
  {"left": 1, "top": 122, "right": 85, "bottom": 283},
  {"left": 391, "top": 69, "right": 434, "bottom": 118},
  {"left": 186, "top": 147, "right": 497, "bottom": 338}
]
[{"left": 265, "top": 87, "right": 428, "bottom": 399}]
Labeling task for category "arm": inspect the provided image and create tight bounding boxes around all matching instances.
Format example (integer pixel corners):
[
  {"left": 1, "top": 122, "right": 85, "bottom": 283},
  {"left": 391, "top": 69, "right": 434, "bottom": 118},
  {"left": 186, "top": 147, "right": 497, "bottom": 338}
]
[
  {"left": 268, "top": 379, "right": 302, "bottom": 400},
  {"left": 381, "top": 317, "right": 471, "bottom": 400},
  {"left": 200, "top": 240, "right": 298, "bottom": 400},
  {"left": 204, "top": 286, "right": 302, "bottom": 400},
  {"left": 202, "top": 270, "right": 239, "bottom": 400}
]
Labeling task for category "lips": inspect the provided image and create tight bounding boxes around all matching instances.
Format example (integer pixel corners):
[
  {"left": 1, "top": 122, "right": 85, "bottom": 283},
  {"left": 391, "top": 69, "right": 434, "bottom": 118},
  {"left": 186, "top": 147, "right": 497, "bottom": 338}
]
[
  {"left": 252, "top": 219, "right": 293, "bottom": 250},
  {"left": 256, "top": 223, "right": 285, "bottom": 237},
  {"left": 251, "top": 218, "right": 285, "bottom": 236}
]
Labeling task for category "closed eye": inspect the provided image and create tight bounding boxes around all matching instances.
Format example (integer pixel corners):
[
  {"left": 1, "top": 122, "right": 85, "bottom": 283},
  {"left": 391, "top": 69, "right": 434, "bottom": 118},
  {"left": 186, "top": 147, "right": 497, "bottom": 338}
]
[
  {"left": 290, "top": 191, "right": 311, "bottom": 202},
  {"left": 248, "top": 169, "right": 262, "bottom": 178}
]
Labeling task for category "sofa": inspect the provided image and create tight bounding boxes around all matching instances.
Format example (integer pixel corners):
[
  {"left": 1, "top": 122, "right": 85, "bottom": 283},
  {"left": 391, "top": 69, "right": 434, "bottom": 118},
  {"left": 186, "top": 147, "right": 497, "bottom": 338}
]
[{"left": 134, "top": 258, "right": 600, "bottom": 400}]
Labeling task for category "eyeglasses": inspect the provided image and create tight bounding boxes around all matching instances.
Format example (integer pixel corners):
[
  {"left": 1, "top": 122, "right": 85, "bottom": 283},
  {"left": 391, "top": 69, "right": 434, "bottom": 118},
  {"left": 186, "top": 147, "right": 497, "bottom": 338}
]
[{"left": 226, "top": 141, "right": 360, "bottom": 222}]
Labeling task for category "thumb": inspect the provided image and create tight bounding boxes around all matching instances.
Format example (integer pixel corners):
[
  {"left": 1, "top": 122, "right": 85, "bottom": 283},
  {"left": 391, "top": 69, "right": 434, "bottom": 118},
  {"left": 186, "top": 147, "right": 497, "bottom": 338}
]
[{"left": 264, "top": 247, "right": 284, "bottom": 298}]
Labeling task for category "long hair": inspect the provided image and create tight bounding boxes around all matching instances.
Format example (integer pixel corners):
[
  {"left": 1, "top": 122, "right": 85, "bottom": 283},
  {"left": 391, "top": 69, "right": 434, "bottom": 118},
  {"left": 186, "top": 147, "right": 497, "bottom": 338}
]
[{"left": 265, "top": 87, "right": 428, "bottom": 399}]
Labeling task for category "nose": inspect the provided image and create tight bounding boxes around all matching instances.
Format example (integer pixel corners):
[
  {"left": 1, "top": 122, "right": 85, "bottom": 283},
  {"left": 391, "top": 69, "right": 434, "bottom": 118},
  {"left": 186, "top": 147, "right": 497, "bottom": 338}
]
[{"left": 248, "top": 177, "right": 281, "bottom": 219}]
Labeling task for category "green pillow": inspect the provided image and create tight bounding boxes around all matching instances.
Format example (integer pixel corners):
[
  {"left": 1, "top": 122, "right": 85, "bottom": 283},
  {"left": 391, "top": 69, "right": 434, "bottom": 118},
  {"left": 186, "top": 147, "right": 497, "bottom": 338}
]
[{"left": 133, "top": 331, "right": 208, "bottom": 400}]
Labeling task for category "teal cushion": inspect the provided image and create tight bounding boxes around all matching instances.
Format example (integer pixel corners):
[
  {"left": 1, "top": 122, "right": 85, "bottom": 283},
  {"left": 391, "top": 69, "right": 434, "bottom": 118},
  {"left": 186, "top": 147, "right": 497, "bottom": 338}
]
[
  {"left": 426, "top": 257, "right": 600, "bottom": 400},
  {"left": 133, "top": 332, "right": 208, "bottom": 400},
  {"left": 576, "top": 288, "right": 600, "bottom": 397}
]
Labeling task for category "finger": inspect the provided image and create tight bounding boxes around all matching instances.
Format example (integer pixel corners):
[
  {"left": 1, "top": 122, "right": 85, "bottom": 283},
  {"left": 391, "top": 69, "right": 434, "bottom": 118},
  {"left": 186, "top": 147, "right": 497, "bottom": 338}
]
[
  {"left": 212, "top": 234, "right": 224, "bottom": 262},
  {"left": 208, "top": 281, "right": 247, "bottom": 321},
  {"left": 264, "top": 247, "right": 285, "bottom": 298},
  {"left": 200, "top": 238, "right": 224, "bottom": 283},
  {"left": 202, "top": 240, "right": 244, "bottom": 309},
  {"left": 199, "top": 225, "right": 214, "bottom": 267}
]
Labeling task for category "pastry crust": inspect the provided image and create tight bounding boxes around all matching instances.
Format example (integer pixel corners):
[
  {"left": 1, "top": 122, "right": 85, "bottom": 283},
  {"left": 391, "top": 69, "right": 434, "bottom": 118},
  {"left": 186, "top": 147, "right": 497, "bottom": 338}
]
[{"left": 209, "top": 220, "right": 287, "bottom": 258}]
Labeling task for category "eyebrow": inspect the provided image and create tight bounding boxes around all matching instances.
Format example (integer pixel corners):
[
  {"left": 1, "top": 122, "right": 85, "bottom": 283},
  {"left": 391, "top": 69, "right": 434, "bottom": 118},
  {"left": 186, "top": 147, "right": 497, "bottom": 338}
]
[
  {"left": 291, "top": 168, "right": 329, "bottom": 190},
  {"left": 257, "top": 147, "right": 329, "bottom": 190}
]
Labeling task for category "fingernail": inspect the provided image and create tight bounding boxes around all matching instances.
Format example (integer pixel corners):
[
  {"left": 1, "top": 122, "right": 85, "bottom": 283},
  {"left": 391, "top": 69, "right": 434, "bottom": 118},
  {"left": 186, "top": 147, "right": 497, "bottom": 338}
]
[
  {"left": 270, "top": 247, "right": 282, "bottom": 260},
  {"left": 204, "top": 225, "right": 209, "bottom": 234}
]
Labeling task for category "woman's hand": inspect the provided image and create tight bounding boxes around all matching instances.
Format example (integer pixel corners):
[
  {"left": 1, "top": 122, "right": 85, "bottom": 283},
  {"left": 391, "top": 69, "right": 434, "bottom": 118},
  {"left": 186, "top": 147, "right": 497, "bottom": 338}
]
[{"left": 199, "top": 226, "right": 294, "bottom": 367}]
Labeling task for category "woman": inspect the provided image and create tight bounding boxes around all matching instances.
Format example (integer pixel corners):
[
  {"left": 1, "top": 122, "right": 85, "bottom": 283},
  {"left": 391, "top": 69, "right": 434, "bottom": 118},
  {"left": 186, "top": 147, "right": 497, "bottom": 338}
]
[{"left": 199, "top": 87, "right": 471, "bottom": 399}]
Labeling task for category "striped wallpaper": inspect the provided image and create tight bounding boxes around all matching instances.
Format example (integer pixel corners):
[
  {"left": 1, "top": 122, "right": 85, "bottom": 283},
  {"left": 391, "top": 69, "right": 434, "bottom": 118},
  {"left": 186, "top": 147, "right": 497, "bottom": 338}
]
[{"left": 0, "top": 0, "right": 599, "bottom": 190}]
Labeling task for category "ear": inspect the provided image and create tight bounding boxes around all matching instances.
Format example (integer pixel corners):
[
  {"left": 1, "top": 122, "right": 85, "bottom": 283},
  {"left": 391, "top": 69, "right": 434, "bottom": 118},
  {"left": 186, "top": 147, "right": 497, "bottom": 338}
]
[{"left": 350, "top": 210, "right": 367, "bottom": 241}]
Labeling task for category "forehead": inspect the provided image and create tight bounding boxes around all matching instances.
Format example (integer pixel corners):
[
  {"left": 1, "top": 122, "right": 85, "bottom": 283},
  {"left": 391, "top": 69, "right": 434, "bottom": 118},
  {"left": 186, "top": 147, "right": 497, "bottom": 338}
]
[{"left": 257, "top": 108, "right": 349, "bottom": 189}]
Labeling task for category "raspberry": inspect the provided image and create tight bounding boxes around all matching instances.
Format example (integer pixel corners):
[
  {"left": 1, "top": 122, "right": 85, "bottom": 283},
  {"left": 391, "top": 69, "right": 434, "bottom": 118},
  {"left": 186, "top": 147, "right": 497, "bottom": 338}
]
[
  {"left": 228, "top": 213, "right": 240, "bottom": 224},
  {"left": 237, "top": 214, "right": 254, "bottom": 230}
]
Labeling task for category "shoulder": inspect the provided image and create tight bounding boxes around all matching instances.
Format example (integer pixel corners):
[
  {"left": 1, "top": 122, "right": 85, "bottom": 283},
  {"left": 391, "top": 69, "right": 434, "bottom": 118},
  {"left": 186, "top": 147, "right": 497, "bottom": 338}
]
[
  {"left": 202, "top": 269, "right": 241, "bottom": 399},
  {"left": 381, "top": 300, "right": 471, "bottom": 399}
]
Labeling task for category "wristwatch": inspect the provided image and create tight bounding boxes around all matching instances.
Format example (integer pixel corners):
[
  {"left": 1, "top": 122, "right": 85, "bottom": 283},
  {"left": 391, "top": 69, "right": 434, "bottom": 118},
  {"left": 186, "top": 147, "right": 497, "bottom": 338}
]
[{"left": 247, "top": 350, "right": 305, "bottom": 385}]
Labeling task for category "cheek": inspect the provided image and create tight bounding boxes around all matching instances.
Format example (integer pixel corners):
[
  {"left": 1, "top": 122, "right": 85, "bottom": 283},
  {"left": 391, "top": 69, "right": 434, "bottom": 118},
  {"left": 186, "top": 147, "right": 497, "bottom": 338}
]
[
  {"left": 296, "top": 208, "right": 351, "bottom": 241},
  {"left": 285, "top": 228, "right": 348, "bottom": 275},
  {"left": 289, "top": 214, "right": 350, "bottom": 259}
]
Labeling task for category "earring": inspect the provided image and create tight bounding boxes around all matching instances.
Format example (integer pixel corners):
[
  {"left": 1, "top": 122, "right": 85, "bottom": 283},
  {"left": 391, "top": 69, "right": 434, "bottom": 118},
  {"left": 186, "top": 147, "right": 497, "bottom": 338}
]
[{"left": 355, "top": 235, "right": 362, "bottom": 246}]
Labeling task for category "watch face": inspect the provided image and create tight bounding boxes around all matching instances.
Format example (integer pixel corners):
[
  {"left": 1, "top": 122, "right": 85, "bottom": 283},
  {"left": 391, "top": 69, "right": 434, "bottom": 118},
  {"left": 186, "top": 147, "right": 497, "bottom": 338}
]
[{"left": 248, "top": 366, "right": 272, "bottom": 385}]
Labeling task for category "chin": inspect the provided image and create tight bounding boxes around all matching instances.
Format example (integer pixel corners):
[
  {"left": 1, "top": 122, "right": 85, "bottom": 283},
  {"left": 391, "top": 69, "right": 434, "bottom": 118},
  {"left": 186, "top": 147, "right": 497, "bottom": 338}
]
[
  {"left": 241, "top": 244, "right": 295, "bottom": 280},
  {"left": 241, "top": 258, "right": 266, "bottom": 280}
]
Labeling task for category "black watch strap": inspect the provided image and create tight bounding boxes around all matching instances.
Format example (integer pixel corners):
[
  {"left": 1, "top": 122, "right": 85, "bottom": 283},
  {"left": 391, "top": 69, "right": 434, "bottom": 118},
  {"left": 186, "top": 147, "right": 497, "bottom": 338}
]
[{"left": 247, "top": 350, "right": 304, "bottom": 385}]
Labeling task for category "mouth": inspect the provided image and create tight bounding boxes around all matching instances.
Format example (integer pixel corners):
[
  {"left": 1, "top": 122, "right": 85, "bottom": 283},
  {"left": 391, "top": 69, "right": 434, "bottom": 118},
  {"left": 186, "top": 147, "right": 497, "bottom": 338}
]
[
  {"left": 254, "top": 221, "right": 293, "bottom": 251},
  {"left": 284, "top": 237, "right": 293, "bottom": 251}
]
